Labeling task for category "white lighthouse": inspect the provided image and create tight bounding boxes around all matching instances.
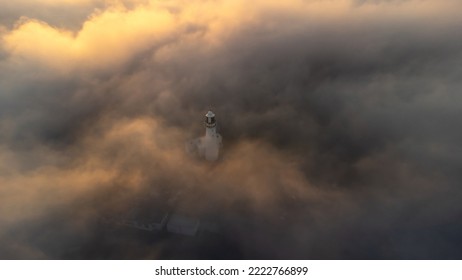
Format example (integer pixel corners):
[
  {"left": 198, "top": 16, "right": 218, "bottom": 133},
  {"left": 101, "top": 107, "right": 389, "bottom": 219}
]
[{"left": 186, "top": 111, "right": 222, "bottom": 162}]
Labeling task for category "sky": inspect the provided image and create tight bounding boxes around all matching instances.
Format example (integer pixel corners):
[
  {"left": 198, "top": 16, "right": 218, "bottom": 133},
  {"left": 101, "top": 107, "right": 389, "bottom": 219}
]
[{"left": 0, "top": 0, "right": 462, "bottom": 259}]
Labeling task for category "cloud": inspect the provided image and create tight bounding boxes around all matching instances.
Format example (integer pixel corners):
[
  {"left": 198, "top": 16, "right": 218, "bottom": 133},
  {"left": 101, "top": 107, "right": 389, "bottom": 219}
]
[{"left": 0, "top": 0, "right": 462, "bottom": 259}]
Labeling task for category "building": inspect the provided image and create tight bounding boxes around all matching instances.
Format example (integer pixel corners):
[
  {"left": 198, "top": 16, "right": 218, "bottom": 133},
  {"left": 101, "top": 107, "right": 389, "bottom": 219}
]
[{"left": 186, "top": 111, "right": 223, "bottom": 161}]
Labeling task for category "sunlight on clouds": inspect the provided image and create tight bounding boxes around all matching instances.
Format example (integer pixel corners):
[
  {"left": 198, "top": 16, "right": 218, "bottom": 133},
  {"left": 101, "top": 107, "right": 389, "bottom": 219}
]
[
  {"left": 4, "top": 0, "right": 457, "bottom": 73},
  {"left": 1, "top": 0, "right": 356, "bottom": 73},
  {"left": 4, "top": 19, "right": 76, "bottom": 69},
  {"left": 0, "top": 155, "right": 117, "bottom": 227},
  {"left": 76, "top": 6, "right": 175, "bottom": 66},
  {"left": 3, "top": 5, "right": 176, "bottom": 72},
  {"left": 0, "top": 117, "right": 181, "bottom": 228}
]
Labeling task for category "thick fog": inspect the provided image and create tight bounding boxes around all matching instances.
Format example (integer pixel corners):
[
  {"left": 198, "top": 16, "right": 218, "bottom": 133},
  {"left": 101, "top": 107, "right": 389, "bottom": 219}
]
[{"left": 0, "top": 0, "right": 462, "bottom": 259}]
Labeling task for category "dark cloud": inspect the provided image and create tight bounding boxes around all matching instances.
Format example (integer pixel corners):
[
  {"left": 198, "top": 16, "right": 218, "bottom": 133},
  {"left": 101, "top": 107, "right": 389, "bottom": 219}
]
[{"left": 0, "top": 0, "right": 462, "bottom": 259}]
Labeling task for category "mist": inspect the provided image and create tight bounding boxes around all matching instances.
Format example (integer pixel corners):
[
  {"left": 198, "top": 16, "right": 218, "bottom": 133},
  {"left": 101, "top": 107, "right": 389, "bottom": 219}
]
[{"left": 1, "top": 0, "right": 462, "bottom": 259}]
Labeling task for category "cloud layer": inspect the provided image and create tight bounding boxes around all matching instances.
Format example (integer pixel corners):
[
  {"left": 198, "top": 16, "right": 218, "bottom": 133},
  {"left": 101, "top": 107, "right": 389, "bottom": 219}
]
[{"left": 1, "top": 0, "right": 462, "bottom": 259}]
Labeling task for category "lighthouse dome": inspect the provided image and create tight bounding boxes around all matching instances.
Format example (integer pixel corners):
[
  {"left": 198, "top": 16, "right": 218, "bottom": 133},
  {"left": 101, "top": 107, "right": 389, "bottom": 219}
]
[
  {"left": 205, "top": 111, "right": 216, "bottom": 128},
  {"left": 205, "top": 111, "right": 215, "bottom": 118}
]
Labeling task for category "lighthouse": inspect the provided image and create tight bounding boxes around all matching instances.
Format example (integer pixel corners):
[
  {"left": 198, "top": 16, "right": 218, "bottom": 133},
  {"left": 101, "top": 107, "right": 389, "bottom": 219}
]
[
  {"left": 186, "top": 111, "right": 222, "bottom": 162},
  {"left": 205, "top": 111, "right": 217, "bottom": 136},
  {"left": 203, "top": 111, "right": 222, "bottom": 161}
]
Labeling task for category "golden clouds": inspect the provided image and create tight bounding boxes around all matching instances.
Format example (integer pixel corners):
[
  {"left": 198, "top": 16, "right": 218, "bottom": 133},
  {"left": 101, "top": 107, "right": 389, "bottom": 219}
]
[
  {"left": 1, "top": 0, "right": 247, "bottom": 72},
  {"left": 3, "top": 0, "right": 459, "bottom": 74},
  {"left": 5, "top": 19, "right": 76, "bottom": 70},
  {"left": 3, "top": 5, "right": 176, "bottom": 72},
  {"left": 0, "top": 117, "right": 178, "bottom": 229},
  {"left": 0, "top": 0, "right": 351, "bottom": 73}
]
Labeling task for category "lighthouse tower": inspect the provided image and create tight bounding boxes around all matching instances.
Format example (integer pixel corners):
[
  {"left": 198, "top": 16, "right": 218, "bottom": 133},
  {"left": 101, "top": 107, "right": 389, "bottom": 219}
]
[
  {"left": 185, "top": 111, "right": 222, "bottom": 162},
  {"left": 205, "top": 111, "right": 217, "bottom": 136},
  {"left": 202, "top": 111, "right": 222, "bottom": 161}
]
